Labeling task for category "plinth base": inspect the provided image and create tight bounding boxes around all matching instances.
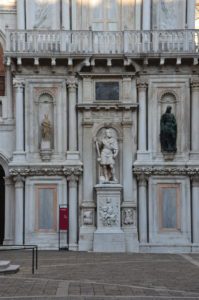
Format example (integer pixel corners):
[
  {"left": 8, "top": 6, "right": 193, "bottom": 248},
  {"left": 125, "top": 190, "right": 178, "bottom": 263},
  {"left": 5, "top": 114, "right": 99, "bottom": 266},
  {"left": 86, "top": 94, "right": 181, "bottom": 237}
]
[{"left": 93, "top": 230, "right": 125, "bottom": 252}]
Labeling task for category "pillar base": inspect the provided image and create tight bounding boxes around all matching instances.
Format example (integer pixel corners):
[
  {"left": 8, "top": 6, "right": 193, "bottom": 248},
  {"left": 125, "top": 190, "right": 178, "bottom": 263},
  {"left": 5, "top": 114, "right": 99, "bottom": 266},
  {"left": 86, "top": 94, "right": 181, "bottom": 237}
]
[
  {"left": 69, "top": 243, "right": 78, "bottom": 251},
  {"left": 94, "top": 230, "right": 125, "bottom": 252},
  {"left": 12, "top": 151, "right": 26, "bottom": 162},
  {"left": 93, "top": 184, "right": 125, "bottom": 252},
  {"left": 66, "top": 151, "right": 80, "bottom": 161},
  {"left": 136, "top": 151, "right": 150, "bottom": 161}
]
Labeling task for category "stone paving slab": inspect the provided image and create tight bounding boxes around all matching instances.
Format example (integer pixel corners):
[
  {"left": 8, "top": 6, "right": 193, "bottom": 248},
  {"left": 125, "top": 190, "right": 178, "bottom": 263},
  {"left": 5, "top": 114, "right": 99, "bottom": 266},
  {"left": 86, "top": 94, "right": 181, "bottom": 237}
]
[{"left": 0, "top": 251, "right": 199, "bottom": 299}]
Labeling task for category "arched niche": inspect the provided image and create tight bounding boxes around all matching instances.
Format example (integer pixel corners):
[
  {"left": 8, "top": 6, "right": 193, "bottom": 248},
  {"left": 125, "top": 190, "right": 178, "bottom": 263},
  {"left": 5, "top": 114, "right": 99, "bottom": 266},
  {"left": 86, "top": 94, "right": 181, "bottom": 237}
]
[
  {"left": 38, "top": 93, "right": 54, "bottom": 148},
  {"left": 159, "top": 91, "right": 178, "bottom": 116}
]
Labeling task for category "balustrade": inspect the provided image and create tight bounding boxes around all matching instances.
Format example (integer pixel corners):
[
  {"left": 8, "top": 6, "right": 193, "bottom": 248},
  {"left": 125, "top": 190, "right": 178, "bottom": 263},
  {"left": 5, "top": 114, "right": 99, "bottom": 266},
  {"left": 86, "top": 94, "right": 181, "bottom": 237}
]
[{"left": 5, "top": 29, "right": 199, "bottom": 56}]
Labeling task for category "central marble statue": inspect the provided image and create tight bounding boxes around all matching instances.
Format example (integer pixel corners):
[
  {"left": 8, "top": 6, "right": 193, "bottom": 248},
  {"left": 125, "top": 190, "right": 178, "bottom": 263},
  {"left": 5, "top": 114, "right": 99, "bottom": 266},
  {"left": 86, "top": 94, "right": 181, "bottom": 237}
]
[{"left": 95, "top": 128, "right": 118, "bottom": 183}]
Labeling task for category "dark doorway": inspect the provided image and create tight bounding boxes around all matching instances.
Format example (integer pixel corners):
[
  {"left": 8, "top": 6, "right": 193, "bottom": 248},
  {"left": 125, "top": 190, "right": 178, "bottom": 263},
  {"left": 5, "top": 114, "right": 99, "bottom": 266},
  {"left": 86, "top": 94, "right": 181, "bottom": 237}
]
[{"left": 0, "top": 166, "right": 5, "bottom": 244}]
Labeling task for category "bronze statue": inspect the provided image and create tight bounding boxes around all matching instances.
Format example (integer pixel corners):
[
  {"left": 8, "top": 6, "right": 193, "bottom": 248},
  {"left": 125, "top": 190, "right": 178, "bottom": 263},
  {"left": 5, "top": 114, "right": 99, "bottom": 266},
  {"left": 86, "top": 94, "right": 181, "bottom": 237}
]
[{"left": 160, "top": 106, "right": 177, "bottom": 153}]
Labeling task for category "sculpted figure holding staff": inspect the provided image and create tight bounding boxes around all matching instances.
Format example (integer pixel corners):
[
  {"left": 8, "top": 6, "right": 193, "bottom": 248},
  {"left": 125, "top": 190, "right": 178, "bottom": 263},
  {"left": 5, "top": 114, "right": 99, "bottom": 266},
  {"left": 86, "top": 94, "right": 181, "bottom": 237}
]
[{"left": 95, "top": 128, "right": 118, "bottom": 183}]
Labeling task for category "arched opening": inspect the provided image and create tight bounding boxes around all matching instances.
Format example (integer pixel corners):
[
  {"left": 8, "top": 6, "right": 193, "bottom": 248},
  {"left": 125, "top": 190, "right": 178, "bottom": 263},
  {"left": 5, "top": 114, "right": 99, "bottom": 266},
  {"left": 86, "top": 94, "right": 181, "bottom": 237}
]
[{"left": 0, "top": 165, "right": 5, "bottom": 244}]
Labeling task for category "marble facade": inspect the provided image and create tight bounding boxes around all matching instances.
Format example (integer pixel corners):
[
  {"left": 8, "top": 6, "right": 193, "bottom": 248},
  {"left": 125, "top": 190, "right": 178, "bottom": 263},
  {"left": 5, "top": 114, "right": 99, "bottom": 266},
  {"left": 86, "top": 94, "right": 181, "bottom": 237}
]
[{"left": 0, "top": 0, "right": 198, "bottom": 252}]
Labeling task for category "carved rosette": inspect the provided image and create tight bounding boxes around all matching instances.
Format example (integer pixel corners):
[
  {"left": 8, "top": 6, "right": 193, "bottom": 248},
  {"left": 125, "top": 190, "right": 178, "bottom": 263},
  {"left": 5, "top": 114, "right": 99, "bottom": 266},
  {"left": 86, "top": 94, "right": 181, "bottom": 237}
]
[
  {"left": 83, "top": 210, "right": 94, "bottom": 225},
  {"left": 122, "top": 208, "right": 136, "bottom": 227}
]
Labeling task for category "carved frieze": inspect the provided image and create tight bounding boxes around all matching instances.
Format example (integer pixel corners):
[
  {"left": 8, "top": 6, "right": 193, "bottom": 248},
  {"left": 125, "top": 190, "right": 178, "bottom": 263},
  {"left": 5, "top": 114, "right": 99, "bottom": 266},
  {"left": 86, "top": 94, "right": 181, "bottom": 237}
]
[
  {"left": 9, "top": 166, "right": 83, "bottom": 178},
  {"left": 133, "top": 166, "right": 199, "bottom": 177},
  {"left": 122, "top": 208, "right": 136, "bottom": 226},
  {"left": 83, "top": 210, "right": 93, "bottom": 225}
]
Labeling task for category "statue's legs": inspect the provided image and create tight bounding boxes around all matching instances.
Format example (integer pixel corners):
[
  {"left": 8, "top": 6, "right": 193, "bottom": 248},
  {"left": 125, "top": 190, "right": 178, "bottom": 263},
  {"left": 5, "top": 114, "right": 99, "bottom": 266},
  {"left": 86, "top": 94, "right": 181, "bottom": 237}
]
[
  {"left": 110, "top": 164, "right": 117, "bottom": 182},
  {"left": 103, "top": 165, "right": 109, "bottom": 181}
]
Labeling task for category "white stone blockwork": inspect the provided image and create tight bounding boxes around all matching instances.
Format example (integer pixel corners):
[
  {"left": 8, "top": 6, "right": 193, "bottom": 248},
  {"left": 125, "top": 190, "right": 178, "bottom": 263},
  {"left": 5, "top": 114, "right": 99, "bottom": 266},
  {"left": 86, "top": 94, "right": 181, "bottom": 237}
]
[{"left": 0, "top": 0, "right": 198, "bottom": 253}]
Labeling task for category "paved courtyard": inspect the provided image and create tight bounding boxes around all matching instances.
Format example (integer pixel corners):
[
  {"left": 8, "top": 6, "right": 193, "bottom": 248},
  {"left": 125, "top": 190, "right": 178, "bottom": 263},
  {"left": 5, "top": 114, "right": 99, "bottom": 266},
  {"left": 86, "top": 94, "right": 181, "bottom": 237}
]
[{"left": 1, "top": 251, "right": 199, "bottom": 299}]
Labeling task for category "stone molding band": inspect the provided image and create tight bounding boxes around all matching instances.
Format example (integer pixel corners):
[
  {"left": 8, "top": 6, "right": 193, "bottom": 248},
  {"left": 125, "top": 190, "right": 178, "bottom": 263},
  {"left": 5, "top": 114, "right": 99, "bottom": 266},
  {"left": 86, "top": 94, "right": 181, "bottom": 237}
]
[
  {"left": 9, "top": 166, "right": 83, "bottom": 179},
  {"left": 133, "top": 166, "right": 199, "bottom": 178}
]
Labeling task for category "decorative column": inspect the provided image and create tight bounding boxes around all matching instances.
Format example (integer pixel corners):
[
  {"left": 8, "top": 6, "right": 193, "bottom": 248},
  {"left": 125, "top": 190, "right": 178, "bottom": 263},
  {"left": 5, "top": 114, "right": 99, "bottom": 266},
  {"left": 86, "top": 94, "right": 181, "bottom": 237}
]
[
  {"left": 138, "top": 174, "right": 148, "bottom": 243},
  {"left": 3, "top": 177, "right": 14, "bottom": 244},
  {"left": 64, "top": 167, "right": 82, "bottom": 251},
  {"left": 142, "top": 0, "right": 151, "bottom": 30},
  {"left": 190, "top": 81, "right": 199, "bottom": 159},
  {"left": 14, "top": 175, "right": 24, "bottom": 244},
  {"left": 137, "top": 80, "right": 148, "bottom": 160},
  {"left": 187, "top": 0, "right": 195, "bottom": 29},
  {"left": 66, "top": 77, "right": 79, "bottom": 160},
  {"left": 5, "top": 66, "right": 13, "bottom": 119},
  {"left": 192, "top": 177, "right": 199, "bottom": 244},
  {"left": 17, "top": 0, "right": 25, "bottom": 30},
  {"left": 13, "top": 79, "right": 25, "bottom": 161}
]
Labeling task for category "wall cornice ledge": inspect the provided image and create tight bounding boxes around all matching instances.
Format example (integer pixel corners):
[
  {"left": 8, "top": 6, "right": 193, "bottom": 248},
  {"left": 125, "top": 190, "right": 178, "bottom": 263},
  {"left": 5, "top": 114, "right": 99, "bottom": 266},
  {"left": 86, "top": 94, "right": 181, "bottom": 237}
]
[
  {"left": 9, "top": 166, "right": 83, "bottom": 177},
  {"left": 133, "top": 166, "right": 199, "bottom": 177},
  {"left": 77, "top": 103, "right": 138, "bottom": 111}
]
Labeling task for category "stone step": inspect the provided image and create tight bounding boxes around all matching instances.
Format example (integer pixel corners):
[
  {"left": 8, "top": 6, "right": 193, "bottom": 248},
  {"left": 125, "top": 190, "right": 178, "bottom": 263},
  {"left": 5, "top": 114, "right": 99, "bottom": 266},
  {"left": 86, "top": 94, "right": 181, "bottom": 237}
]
[{"left": 0, "top": 260, "right": 20, "bottom": 274}]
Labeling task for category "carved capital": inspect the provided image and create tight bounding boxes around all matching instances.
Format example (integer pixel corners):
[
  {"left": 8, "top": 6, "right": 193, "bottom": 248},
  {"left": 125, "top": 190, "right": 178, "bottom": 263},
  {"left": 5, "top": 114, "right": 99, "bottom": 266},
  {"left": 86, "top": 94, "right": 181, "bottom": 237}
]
[
  {"left": 64, "top": 167, "right": 83, "bottom": 182},
  {"left": 191, "top": 175, "right": 199, "bottom": 187},
  {"left": 137, "top": 174, "right": 148, "bottom": 186},
  {"left": 191, "top": 80, "right": 199, "bottom": 90},
  {"left": 67, "top": 77, "right": 78, "bottom": 90},
  {"left": 13, "top": 79, "right": 25, "bottom": 91},
  {"left": 13, "top": 175, "right": 25, "bottom": 188},
  {"left": 137, "top": 79, "right": 148, "bottom": 91}
]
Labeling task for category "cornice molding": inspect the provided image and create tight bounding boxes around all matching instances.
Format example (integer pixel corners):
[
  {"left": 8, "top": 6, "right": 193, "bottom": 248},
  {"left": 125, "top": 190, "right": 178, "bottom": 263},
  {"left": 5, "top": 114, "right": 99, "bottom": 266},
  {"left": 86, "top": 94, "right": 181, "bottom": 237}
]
[
  {"left": 133, "top": 166, "right": 199, "bottom": 177},
  {"left": 9, "top": 166, "right": 83, "bottom": 178}
]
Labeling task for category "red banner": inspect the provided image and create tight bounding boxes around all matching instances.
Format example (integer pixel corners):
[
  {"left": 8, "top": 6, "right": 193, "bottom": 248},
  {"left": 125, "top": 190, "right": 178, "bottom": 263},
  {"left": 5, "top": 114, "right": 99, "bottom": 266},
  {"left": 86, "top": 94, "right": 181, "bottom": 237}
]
[{"left": 59, "top": 208, "right": 68, "bottom": 230}]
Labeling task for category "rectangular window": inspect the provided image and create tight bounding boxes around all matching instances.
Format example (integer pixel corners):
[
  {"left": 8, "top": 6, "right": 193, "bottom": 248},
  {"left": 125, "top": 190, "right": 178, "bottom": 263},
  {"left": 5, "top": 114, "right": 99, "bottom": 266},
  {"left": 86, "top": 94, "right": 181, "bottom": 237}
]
[
  {"left": 35, "top": 185, "right": 57, "bottom": 231},
  {"left": 95, "top": 82, "right": 119, "bottom": 101},
  {"left": 158, "top": 184, "right": 180, "bottom": 231}
]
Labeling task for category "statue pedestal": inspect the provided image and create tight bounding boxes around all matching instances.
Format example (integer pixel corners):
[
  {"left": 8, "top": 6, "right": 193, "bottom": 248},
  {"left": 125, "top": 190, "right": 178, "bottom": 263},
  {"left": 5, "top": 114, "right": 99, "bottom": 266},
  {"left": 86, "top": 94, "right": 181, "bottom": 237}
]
[
  {"left": 93, "top": 184, "right": 125, "bottom": 252},
  {"left": 40, "top": 140, "right": 52, "bottom": 161}
]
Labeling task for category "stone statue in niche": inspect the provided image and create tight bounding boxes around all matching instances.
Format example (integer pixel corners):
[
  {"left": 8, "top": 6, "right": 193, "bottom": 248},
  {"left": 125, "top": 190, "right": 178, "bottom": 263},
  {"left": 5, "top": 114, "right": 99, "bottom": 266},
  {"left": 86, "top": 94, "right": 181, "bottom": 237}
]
[
  {"left": 95, "top": 128, "right": 118, "bottom": 184},
  {"left": 160, "top": 106, "right": 177, "bottom": 153},
  {"left": 123, "top": 209, "right": 135, "bottom": 225},
  {"left": 40, "top": 114, "right": 52, "bottom": 161},
  {"left": 41, "top": 114, "right": 51, "bottom": 141}
]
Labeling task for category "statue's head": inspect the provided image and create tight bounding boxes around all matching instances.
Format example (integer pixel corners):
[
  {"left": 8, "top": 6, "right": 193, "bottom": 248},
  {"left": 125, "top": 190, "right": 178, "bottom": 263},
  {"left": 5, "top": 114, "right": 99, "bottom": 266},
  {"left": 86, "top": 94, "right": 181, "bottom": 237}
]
[
  {"left": 166, "top": 106, "right": 172, "bottom": 113},
  {"left": 105, "top": 128, "right": 112, "bottom": 138}
]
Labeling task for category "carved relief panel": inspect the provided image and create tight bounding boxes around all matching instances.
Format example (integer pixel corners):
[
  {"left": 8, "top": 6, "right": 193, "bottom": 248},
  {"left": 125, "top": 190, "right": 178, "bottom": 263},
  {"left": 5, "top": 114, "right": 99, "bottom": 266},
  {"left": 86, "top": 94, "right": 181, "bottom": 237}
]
[
  {"left": 152, "top": 0, "right": 186, "bottom": 29},
  {"left": 26, "top": 0, "right": 60, "bottom": 29}
]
